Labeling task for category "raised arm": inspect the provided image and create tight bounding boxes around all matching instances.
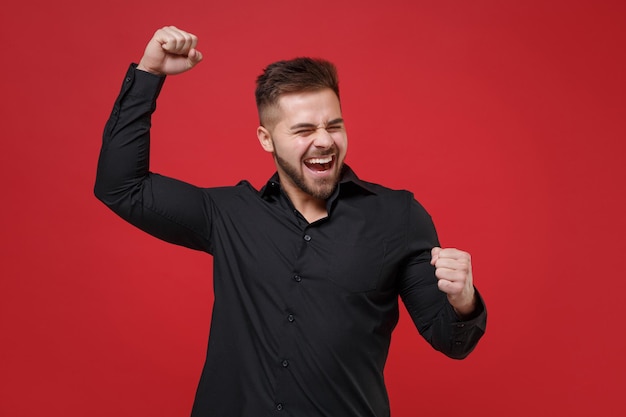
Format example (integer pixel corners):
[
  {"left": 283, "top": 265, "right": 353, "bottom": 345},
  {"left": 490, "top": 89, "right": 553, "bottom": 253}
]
[{"left": 94, "top": 27, "right": 211, "bottom": 252}]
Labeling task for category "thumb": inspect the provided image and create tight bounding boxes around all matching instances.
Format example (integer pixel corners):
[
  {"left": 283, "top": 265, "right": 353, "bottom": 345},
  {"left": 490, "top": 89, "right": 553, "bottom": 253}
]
[{"left": 430, "top": 246, "right": 441, "bottom": 266}]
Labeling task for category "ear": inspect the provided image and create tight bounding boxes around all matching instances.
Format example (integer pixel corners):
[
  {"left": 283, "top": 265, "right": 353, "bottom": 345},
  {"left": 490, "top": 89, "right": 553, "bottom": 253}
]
[{"left": 257, "top": 126, "right": 274, "bottom": 153}]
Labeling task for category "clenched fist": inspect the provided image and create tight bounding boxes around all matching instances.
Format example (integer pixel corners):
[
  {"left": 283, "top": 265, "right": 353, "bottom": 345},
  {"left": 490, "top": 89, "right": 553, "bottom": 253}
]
[
  {"left": 137, "top": 26, "right": 203, "bottom": 76},
  {"left": 431, "top": 247, "right": 477, "bottom": 319}
]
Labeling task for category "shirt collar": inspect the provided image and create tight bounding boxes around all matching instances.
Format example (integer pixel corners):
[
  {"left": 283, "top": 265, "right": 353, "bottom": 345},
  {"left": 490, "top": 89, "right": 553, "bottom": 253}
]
[{"left": 259, "top": 164, "right": 378, "bottom": 199}]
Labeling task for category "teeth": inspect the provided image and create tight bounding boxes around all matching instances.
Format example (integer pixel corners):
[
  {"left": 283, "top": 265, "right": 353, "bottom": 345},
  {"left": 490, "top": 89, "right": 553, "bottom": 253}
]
[{"left": 306, "top": 156, "right": 332, "bottom": 164}]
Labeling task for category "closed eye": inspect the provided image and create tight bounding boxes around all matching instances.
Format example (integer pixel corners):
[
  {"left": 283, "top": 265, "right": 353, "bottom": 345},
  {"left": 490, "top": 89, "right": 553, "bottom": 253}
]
[
  {"left": 326, "top": 124, "right": 343, "bottom": 132},
  {"left": 295, "top": 129, "right": 315, "bottom": 136},
  {"left": 290, "top": 119, "right": 344, "bottom": 136}
]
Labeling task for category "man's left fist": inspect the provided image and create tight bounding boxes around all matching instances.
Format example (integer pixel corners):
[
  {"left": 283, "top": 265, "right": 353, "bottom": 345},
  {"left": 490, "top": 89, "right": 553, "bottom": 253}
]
[{"left": 431, "top": 247, "right": 476, "bottom": 318}]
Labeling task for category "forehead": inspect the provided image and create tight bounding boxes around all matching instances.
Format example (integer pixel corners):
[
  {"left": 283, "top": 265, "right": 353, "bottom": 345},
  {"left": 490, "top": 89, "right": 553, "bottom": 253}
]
[{"left": 275, "top": 88, "right": 342, "bottom": 122}]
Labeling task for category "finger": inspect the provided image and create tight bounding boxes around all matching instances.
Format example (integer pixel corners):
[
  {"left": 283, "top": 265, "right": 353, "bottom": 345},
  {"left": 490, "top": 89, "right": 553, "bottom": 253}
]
[
  {"left": 177, "top": 32, "right": 193, "bottom": 53},
  {"left": 154, "top": 26, "right": 178, "bottom": 48},
  {"left": 435, "top": 267, "right": 467, "bottom": 284},
  {"left": 182, "top": 33, "right": 196, "bottom": 53},
  {"left": 162, "top": 28, "right": 186, "bottom": 53},
  {"left": 433, "top": 257, "right": 470, "bottom": 272},
  {"left": 435, "top": 258, "right": 468, "bottom": 271},
  {"left": 430, "top": 246, "right": 441, "bottom": 266},
  {"left": 161, "top": 26, "right": 196, "bottom": 55},
  {"left": 437, "top": 277, "right": 464, "bottom": 295},
  {"left": 437, "top": 248, "right": 471, "bottom": 261}
]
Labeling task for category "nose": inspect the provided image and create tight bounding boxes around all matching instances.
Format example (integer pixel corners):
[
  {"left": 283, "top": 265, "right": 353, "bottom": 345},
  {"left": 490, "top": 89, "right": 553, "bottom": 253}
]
[{"left": 313, "top": 128, "right": 333, "bottom": 149}]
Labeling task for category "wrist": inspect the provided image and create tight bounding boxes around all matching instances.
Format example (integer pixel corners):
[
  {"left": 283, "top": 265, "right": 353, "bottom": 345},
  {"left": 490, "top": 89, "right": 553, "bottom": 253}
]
[
  {"left": 450, "top": 292, "right": 477, "bottom": 320},
  {"left": 137, "top": 62, "right": 164, "bottom": 76}
]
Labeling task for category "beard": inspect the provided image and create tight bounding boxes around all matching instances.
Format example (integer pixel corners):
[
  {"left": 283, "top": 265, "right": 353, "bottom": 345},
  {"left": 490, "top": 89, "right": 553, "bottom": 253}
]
[{"left": 273, "top": 149, "right": 342, "bottom": 200}]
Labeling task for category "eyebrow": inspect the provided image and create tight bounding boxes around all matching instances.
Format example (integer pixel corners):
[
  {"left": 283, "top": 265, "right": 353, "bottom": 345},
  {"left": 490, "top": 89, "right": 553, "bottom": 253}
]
[{"left": 289, "top": 118, "right": 345, "bottom": 131}]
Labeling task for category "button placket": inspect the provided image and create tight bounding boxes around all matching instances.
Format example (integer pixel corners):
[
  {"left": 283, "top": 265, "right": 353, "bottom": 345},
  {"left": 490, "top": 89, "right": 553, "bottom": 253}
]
[{"left": 276, "top": 226, "right": 312, "bottom": 410}]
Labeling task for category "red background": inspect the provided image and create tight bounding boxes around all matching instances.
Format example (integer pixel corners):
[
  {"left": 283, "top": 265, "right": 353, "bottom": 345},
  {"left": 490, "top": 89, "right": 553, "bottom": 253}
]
[{"left": 1, "top": 0, "right": 625, "bottom": 416}]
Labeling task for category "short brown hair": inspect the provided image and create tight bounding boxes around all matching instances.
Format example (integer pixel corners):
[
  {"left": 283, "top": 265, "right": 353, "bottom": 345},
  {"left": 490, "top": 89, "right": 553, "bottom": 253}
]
[{"left": 255, "top": 57, "right": 340, "bottom": 127}]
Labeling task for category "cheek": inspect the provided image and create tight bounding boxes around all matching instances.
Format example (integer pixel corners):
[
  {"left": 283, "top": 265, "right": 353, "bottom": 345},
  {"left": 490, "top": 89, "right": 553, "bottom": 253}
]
[
  {"left": 334, "top": 133, "right": 348, "bottom": 153},
  {"left": 275, "top": 140, "right": 306, "bottom": 160}
]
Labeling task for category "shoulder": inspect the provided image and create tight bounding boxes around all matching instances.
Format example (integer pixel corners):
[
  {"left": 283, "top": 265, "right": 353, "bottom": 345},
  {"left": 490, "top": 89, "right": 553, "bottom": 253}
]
[
  {"left": 200, "top": 180, "right": 262, "bottom": 207},
  {"left": 346, "top": 176, "right": 431, "bottom": 216},
  {"left": 202, "top": 179, "right": 256, "bottom": 194}
]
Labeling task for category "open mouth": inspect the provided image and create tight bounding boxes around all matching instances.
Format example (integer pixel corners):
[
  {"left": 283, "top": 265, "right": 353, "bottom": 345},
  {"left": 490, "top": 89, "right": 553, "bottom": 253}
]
[{"left": 303, "top": 155, "right": 334, "bottom": 172}]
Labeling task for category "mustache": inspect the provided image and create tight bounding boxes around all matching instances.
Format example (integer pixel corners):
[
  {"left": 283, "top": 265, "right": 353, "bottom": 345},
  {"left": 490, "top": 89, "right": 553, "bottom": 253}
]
[{"left": 303, "top": 147, "right": 336, "bottom": 159}]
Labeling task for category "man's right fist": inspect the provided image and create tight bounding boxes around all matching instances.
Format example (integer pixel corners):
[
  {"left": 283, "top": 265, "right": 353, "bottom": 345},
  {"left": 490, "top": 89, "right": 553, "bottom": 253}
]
[{"left": 137, "top": 26, "right": 203, "bottom": 76}]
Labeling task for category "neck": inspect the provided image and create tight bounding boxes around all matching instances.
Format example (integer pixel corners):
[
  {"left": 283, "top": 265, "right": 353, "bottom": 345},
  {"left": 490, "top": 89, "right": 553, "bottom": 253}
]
[{"left": 280, "top": 181, "right": 328, "bottom": 224}]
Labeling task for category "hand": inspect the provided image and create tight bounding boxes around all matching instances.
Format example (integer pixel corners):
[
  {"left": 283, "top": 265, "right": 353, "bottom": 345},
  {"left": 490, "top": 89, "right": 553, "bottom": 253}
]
[
  {"left": 137, "top": 26, "right": 203, "bottom": 76},
  {"left": 431, "top": 247, "right": 476, "bottom": 318}
]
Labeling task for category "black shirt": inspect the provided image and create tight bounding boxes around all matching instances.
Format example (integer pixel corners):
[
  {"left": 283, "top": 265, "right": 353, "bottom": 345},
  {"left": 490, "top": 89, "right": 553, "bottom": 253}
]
[{"left": 95, "top": 65, "right": 486, "bottom": 417}]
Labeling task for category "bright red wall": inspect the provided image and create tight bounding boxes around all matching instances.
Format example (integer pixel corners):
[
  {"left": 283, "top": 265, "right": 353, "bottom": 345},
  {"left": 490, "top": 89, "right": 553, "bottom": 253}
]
[{"left": 1, "top": 1, "right": 625, "bottom": 416}]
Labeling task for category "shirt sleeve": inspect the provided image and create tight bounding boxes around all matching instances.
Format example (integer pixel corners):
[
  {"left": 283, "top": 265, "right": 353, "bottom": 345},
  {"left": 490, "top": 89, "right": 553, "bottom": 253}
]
[
  {"left": 398, "top": 195, "right": 487, "bottom": 359},
  {"left": 94, "top": 64, "right": 212, "bottom": 252}
]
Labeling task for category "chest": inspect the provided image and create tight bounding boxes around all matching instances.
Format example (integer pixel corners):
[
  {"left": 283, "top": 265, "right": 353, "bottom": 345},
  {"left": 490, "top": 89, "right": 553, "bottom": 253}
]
[{"left": 210, "top": 197, "right": 406, "bottom": 294}]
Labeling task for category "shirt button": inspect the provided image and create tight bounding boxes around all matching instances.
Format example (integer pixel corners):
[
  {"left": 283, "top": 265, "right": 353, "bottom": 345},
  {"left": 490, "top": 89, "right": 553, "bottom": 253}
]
[
  {"left": 288, "top": 314, "right": 295, "bottom": 322},
  {"left": 456, "top": 323, "right": 465, "bottom": 328},
  {"left": 282, "top": 360, "right": 289, "bottom": 367},
  {"left": 276, "top": 403, "right": 284, "bottom": 411},
  {"left": 293, "top": 275, "right": 302, "bottom": 282},
  {"left": 303, "top": 234, "right": 312, "bottom": 241}
]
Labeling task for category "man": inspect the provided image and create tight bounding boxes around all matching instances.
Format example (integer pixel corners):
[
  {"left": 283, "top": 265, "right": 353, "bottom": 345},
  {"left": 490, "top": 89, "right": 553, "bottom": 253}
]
[{"left": 95, "top": 26, "right": 486, "bottom": 416}]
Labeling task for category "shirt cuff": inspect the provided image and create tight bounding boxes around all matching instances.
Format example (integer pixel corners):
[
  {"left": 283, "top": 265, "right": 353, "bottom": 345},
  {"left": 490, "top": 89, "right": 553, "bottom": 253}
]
[
  {"left": 451, "top": 289, "right": 487, "bottom": 331},
  {"left": 123, "top": 63, "right": 166, "bottom": 101}
]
